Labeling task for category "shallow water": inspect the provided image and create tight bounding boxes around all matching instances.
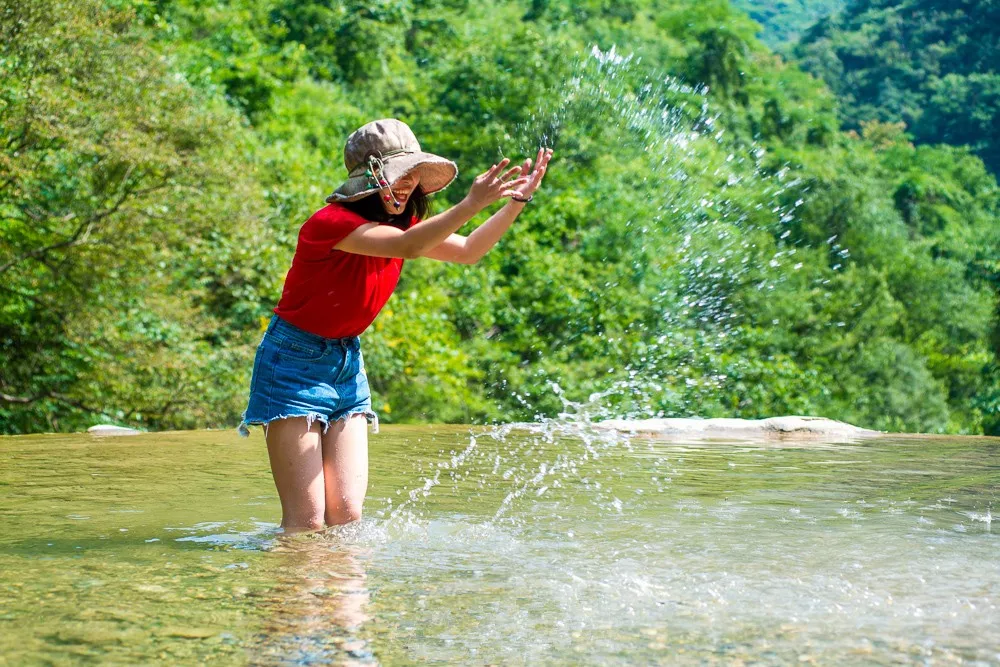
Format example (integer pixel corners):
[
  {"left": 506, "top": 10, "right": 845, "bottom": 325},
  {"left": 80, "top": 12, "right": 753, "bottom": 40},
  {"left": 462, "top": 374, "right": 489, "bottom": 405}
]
[{"left": 1, "top": 425, "right": 998, "bottom": 665}]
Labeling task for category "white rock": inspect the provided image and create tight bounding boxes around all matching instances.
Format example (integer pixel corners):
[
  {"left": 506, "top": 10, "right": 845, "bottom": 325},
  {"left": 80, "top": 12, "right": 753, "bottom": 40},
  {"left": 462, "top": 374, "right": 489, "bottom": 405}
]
[
  {"left": 87, "top": 424, "right": 143, "bottom": 436},
  {"left": 595, "top": 416, "right": 879, "bottom": 441}
]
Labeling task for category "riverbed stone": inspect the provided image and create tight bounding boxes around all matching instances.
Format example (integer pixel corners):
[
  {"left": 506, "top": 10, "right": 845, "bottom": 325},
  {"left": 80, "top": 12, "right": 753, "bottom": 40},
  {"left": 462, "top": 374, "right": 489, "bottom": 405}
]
[
  {"left": 596, "top": 416, "right": 880, "bottom": 441},
  {"left": 162, "top": 626, "right": 217, "bottom": 639},
  {"left": 87, "top": 424, "right": 143, "bottom": 436}
]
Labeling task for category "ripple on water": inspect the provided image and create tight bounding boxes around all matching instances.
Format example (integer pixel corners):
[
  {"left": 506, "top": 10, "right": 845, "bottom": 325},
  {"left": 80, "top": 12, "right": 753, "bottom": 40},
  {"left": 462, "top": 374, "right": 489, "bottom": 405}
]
[{"left": 167, "top": 520, "right": 280, "bottom": 551}]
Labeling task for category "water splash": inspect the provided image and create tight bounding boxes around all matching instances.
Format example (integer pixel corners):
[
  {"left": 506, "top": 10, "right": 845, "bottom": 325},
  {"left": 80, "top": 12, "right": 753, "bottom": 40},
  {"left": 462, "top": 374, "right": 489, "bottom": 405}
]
[
  {"left": 386, "top": 44, "right": 849, "bottom": 529},
  {"left": 381, "top": 381, "right": 677, "bottom": 530},
  {"left": 497, "top": 44, "right": 845, "bottom": 421}
]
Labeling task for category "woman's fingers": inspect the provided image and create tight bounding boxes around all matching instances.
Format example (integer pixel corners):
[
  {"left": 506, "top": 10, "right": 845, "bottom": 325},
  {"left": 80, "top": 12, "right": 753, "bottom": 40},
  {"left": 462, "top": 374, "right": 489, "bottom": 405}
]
[
  {"left": 525, "top": 149, "right": 550, "bottom": 182},
  {"left": 475, "top": 149, "right": 550, "bottom": 200},
  {"left": 538, "top": 148, "right": 552, "bottom": 170},
  {"left": 499, "top": 165, "right": 523, "bottom": 183},
  {"left": 484, "top": 158, "right": 511, "bottom": 180},
  {"left": 525, "top": 165, "right": 546, "bottom": 192},
  {"left": 500, "top": 177, "right": 530, "bottom": 193},
  {"left": 538, "top": 150, "right": 552, "bottom": 174}
]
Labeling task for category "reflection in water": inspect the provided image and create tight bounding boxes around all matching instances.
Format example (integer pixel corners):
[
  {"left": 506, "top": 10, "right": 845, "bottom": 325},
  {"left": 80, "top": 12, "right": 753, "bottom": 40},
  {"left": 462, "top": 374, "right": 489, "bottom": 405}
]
[{"left": 252, "top": 532, "right": 375, "bottom": 666}]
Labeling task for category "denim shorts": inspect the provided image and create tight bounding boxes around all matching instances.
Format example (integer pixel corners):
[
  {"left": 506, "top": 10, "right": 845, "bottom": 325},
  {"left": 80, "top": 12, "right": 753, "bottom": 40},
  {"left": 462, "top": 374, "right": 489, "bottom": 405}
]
[{"left": 238, "top": 315, "right": 378, "bottom": 437}]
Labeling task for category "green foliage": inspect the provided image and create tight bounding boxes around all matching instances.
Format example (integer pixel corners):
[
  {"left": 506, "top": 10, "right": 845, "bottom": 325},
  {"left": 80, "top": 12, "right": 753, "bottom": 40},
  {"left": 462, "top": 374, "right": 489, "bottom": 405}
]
[
  {"left": 730, "top": 0, "right": 845, "bottom": 47},
  {"left": 794, "top": 0, "right": 1000, "bottom": 174},
  {"left": 1, "top": 0, "right": 998, "bottom": 435},
  {"left": 0, "top": 0, "right": 271, "bottom": 432}
]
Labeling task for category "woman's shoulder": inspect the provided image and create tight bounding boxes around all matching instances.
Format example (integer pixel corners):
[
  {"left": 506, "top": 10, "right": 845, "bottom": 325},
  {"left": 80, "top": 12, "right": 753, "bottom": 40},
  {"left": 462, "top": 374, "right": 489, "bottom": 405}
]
[
  {"left": 295, "top": 203, "right": 373, "bottom": 249},
  {"left": 309, "top": 203, "right": 370, "bottom": 226}
]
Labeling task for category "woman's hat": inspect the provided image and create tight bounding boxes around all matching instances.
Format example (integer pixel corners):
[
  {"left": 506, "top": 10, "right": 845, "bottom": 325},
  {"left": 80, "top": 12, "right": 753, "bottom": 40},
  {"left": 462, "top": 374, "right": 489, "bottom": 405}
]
[{"left": 326, "top": 119, "right": 458, "bottom": 203}]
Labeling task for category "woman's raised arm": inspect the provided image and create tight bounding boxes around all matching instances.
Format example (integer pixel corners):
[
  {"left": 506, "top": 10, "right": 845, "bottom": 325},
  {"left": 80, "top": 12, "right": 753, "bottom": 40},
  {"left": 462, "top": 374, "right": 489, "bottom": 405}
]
[
  {"left": 334, "top": 160, "right": 527, "bottom": 259},
  {"left": 422, "top": 148, "right": 552, "bottom": 264}
]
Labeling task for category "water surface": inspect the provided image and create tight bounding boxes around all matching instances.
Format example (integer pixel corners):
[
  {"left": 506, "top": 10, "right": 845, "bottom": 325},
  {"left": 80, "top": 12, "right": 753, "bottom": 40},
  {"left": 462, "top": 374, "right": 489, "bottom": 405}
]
[{"left": 1, "top": 425, "right": 998, "bottom": 664}]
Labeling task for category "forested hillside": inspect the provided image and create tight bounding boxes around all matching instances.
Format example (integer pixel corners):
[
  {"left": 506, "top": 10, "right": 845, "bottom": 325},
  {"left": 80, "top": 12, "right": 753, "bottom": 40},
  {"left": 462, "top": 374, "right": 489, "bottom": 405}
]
[
  {"left": 730, "top": 0, "right": 844, "bottom": 46},
  {"left": 795, "top": 0, "right": 1000, "bottom": 174},
  {"left": 2, "top": 0, "right": 998, "bottom": 435}
]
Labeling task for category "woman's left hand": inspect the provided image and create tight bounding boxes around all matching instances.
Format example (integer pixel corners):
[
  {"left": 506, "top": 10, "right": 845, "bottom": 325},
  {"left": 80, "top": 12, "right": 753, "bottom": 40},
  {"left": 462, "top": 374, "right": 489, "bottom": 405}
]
[{"left": 509, "top": 147, "right": 553, "bottom": 201}]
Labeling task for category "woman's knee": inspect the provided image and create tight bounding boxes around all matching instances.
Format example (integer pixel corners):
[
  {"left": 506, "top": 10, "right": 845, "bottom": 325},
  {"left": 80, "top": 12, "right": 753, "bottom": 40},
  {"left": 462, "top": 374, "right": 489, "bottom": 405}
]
[
  {"left": 282, "top": 495, "right": 327, "bottom": 531},
  {"left": 326, "top": 494, "right": 364, "bottom": 525},
  {"left": 282, "top": 513, "right": 326, "bottom": 532}
]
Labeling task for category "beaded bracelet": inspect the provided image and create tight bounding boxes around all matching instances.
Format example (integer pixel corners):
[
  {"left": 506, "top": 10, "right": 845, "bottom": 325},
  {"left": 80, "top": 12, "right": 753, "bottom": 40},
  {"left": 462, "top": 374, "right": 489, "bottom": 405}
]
[{"left": 511, "top": 194, "right": 533, "bottom": 203}]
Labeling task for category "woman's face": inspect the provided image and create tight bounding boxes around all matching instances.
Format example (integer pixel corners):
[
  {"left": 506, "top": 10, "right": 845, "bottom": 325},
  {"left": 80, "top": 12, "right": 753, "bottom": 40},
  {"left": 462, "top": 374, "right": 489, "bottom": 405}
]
[{"left": 380, "top": 171, "right": 420, "bottom": 215}]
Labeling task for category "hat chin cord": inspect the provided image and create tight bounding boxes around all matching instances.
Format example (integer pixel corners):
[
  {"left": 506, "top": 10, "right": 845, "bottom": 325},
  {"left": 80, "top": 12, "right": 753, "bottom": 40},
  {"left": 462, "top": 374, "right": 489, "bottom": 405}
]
[{"left": 365, "top": 154, "right": 401, "bottom": 209}]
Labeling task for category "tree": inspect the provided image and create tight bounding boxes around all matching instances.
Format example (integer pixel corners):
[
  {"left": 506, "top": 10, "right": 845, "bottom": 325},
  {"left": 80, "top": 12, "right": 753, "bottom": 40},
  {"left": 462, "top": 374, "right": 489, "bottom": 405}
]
[{"left": 0, "top": 0, "right": 269, "bottom": 432}]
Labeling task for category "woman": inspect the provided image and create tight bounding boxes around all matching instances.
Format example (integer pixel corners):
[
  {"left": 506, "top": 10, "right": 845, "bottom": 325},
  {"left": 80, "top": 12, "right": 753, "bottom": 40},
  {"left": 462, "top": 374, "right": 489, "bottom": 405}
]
[{"left": 239, "top": 118, "right": 552, "bottom": 531}]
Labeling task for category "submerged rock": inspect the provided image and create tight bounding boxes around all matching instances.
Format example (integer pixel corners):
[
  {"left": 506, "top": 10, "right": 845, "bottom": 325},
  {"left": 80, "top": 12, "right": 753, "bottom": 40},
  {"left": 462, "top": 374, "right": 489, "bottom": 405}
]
[
  {"left": 596, "top": 416, "right": 880, "bottom": 441},
  {"left": 87, "top": 424, "right": 143, "bottom": 436}
]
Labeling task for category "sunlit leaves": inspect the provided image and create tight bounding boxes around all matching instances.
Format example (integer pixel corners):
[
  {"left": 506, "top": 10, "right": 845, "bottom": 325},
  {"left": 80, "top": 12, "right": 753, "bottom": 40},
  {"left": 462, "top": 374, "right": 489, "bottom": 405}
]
[{"left": 2, "top": 0, "right": 997, "bottom": 436}]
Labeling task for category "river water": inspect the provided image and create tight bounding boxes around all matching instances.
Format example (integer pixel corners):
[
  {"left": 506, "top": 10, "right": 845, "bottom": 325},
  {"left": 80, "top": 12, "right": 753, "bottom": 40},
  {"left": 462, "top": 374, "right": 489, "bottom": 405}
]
[{"left": 1, "top": 425, "right": 997, "bottom": 665}]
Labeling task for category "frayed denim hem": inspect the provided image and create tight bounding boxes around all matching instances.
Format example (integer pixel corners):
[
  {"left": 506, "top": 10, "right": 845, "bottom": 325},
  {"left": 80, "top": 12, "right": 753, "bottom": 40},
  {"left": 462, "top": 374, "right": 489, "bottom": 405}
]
[
  {"left": 237, "top": 409, "right": 379, "bottom": 437},
  {"left": 336, "top": 408, "right": 380, "bottom": 434},
  {"left": 238, "top": 412, "right": 329, "bottom": 438}
]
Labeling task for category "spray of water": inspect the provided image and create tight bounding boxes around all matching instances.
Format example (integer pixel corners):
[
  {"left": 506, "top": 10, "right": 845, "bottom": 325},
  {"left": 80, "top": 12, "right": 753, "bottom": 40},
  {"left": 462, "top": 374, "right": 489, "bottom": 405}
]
[{"left": 381, "top": 43, "right": 846, "bottom": 530}]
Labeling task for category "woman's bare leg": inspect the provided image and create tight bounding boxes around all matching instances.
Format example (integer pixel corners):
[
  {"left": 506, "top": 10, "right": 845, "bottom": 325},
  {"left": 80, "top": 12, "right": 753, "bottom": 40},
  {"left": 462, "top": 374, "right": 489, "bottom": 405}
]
[
  {"left": 265, "top": 417, "right": 326, "bottom": 532},
  {"left": 322, "top": 414, "right": 369, "bottom": 525}
]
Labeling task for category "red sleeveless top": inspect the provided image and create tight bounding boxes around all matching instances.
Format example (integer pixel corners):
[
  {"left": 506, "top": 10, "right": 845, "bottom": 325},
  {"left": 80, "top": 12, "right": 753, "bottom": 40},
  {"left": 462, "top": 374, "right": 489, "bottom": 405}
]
[{"left": 274, "top": 204, "right": 416, "bottom": 338}]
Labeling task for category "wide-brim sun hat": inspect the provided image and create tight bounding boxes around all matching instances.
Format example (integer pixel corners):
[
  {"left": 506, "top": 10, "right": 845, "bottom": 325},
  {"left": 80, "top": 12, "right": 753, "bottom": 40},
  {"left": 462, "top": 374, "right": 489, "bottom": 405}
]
[{"left": 326, "top": 118, "right": 458, "bottom": 203}]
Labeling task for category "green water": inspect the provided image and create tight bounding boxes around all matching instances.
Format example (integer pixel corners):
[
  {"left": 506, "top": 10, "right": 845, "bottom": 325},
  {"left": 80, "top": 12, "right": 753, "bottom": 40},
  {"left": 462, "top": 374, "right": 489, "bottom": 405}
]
[{"left": 1, "top": 425, "right": 998, "bottom": 665}]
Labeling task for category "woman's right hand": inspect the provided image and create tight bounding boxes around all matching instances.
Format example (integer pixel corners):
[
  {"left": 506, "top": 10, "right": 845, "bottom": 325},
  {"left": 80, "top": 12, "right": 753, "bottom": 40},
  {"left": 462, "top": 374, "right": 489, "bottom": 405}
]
[{"left": 464, "top": 158, "right": 530, "bottom": 210}]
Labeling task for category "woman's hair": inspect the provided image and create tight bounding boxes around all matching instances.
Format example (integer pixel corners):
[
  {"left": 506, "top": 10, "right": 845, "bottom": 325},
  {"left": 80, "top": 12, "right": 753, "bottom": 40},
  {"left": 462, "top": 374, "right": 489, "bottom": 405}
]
[{"left": 339, "top": 186, "right": 430, "bottom": 228}]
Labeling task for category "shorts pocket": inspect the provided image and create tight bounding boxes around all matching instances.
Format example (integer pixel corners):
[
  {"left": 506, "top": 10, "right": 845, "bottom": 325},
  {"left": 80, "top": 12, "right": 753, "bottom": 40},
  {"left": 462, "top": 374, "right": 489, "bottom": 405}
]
[{"left": 278, "top": 336, "right": 326, "bottom": 362}]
